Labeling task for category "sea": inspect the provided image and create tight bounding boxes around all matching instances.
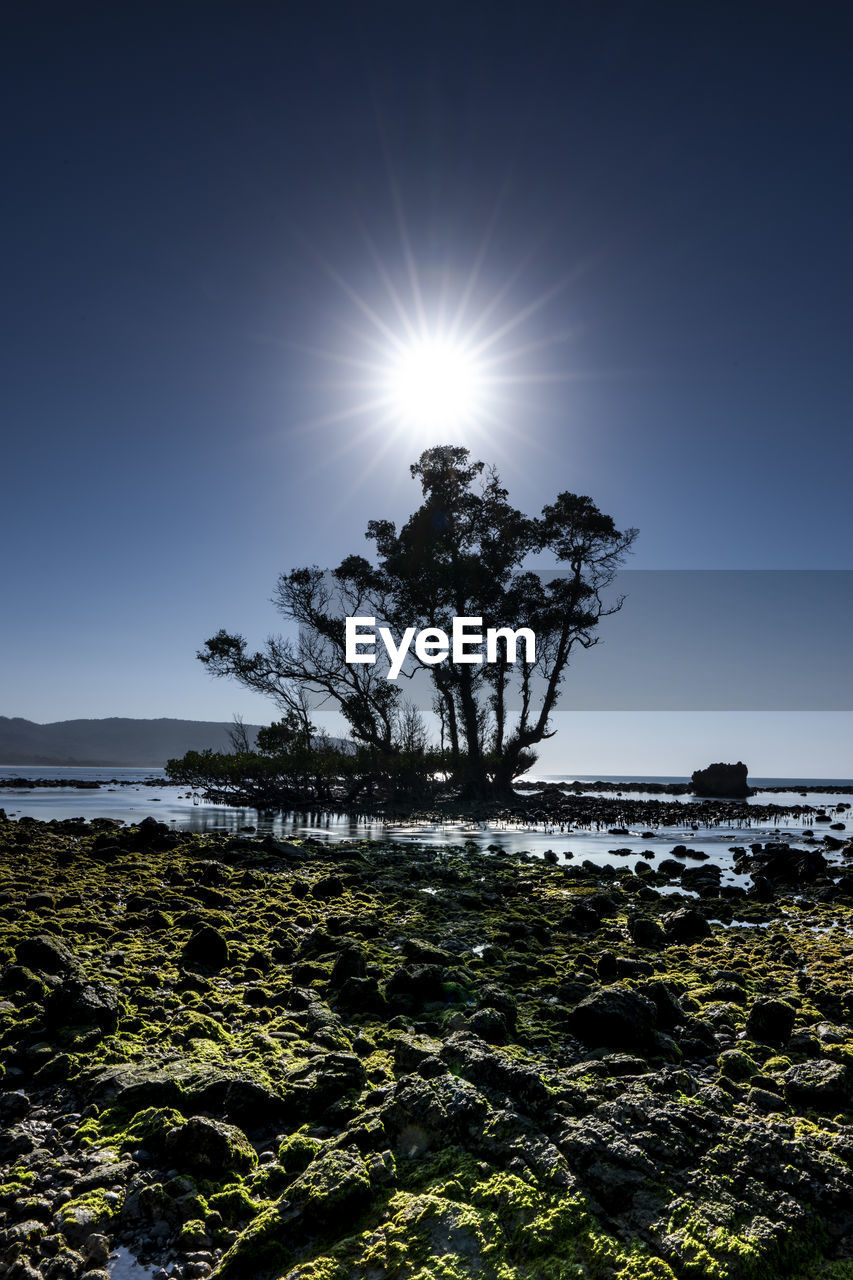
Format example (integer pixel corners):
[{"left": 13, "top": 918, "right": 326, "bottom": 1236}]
[{"left": 1, "top": 766, "right": 851, "bottom": 892}]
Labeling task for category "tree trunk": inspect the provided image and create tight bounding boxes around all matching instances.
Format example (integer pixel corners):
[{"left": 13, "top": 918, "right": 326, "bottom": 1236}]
[{"left": 490, "top": 758, "right": 519, "bottom": 801}]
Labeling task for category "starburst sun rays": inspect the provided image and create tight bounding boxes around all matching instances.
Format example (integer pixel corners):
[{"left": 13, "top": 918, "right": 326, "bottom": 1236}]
[{"left": 275, "top": 206, "right": 585, "bottom": 481}]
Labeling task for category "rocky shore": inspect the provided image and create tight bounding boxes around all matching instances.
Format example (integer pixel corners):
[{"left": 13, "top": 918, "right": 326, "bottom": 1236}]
[
  {"left": 0, "top": 780, "right": 166, "bottom": 791},
  {"left": 1, "top": 812, "right": 853, "bottom": 1279}
]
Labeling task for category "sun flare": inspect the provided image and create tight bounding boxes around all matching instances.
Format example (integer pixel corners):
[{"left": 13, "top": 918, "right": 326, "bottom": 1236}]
[
  {"left": 387, "top": 337, "right": 482, "bottom": 432},
  {"left": 286, "top": 195, "right": 579, "bottom": 469}
]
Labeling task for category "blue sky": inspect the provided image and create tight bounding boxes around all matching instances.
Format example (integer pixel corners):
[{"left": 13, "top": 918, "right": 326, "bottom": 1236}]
[{"left": 2, "top": 3, "right": 851, "bottom": 774}]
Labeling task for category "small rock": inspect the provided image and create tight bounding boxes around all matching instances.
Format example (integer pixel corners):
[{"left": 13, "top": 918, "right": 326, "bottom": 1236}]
[
  {"left": 0, "top": 1089, "right": 32, "bottom": 1122},
  {"left": 663, "top": 907, "right": 713, "bottom": 943},
  {"left": 181, "top": 926, "right": 229, "bottom": 971},
  {"left": 82, "top": 1234, "right": 110, "bottom": 1265},
  {"left": 746, "top": 998, "right": 795, "bottom": 1045},
  {"left": 628, "top": 916, "right": 666, "bottom": 948},
  {"left": 747, "top": 1086, "right": 789, "bottom": 1113}
]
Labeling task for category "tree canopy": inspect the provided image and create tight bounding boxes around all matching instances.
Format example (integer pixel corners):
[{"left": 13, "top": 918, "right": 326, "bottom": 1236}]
[{"left": 184, "top": 445, "right": 637, "bottom": 804}]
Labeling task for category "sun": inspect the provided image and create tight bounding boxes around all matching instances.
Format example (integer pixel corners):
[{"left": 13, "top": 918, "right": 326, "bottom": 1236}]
[
  {"left": 386, "top": 337, "right": 482, "bottom": 432},
  {"left": 284, "top": 194, "right": 578, "bottom": 467}
]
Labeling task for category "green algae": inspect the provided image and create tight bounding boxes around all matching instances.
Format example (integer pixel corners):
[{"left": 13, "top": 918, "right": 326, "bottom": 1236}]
[
  {"left": 178, "top": 1216, "right": 210, "bottom": 1247},
  {"left": 717, "top": 1050, "right": 758, "bottom": 1081},
  {"left": 275, "top": 1262, "right": 349, "bottom": 1280},
  {"left": 278, "top": 1127, "right": 322, "bottom": 1175},
  {"left": 58, "top": 1185, "right": 124, "bottom": 1235},
  {"left": 77, "top": 1103, "right": 185, "bottom": 1151},
  {"left": 672, "top": 1216, "right": 823, "bottom": 1280},
  {"left": 0, "top": 1168, "right": 36, "bottom": 1198},
  {"left": 2, "top": 813, "right": 853, "bottom": 1279},
  {"left": 207, "top": 1182, "right": 267, "bottom": 1224}
]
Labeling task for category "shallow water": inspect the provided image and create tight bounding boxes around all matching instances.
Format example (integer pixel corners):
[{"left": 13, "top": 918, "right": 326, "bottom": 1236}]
[
  {"left": 1, "top": 767, "right": 850, "bottom": 880},
  {"left": 108, "top": 1248, "right": 172, "bottom": 1280}
]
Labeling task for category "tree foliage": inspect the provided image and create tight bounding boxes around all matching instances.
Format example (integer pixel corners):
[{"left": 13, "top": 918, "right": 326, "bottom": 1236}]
[
  {"left": 166, "top": 716, "right": 445, "bottom": 809},
  {"left": 181, "top": 446, "right": 637, "bottom": 803}
]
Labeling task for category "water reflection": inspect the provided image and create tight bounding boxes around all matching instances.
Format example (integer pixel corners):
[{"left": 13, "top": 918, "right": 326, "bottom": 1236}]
[
  {"left": 2, "top": 768, "right": 851, "bottom": 877},
  {"left": 108, "top": 1247, "right": 173, "bottom": 1279}
]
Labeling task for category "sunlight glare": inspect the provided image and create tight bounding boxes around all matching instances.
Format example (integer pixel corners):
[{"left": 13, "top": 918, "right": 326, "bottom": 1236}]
[{"left": 387, "top": 338, "right": 482, "bottom": 432}]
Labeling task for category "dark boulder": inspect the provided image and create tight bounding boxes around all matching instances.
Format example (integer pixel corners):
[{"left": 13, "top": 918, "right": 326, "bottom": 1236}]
[
  {"left": 0, "top": 1091, "right": 31, "bottom": 1123},
  {"left": 440, "top": 1032, "right": 551, "bottom": 1113},
  {"left": 385, "top": 963, "right": 447, "bottom": 1006},
  {"left": 638, "top": 980, "right": 685, "bottom": 1029},
  {"left": 90, "top": 1060, "right": 287, "bottom": 1121},
  {"left": 164, "top": 1116, "right": 256, "bottom": 1174},
  {"left": 283, "top": 1051, "right": 367, "bottom": 1121},
  {"left": 221, "top": 1076, "right": 290, "bottom": 1124},
  {"left": 747, "top": 873, "right": 776, "bottom": 902},
  {"left": 393, "top": 1032, "right": 444, "bottom": 1075},
  {"left": 758, "top": 845, "right": 828, "bottom": 884},
  {"left": 746, "top": 998, "right": 795, "bottom": 1045},
  {"left": 566, "top": 986, "right": 657, "bottom": 1050},
  {"left": 328, "top": 944, "right": 367, "bottom": 988},
  {"left": 691, "top": 761, "right": 751, "bottom": 798},
  {"left": 14, "top": 934, "right": 79, "bottom": 976},
  {"left": 401, "top": 937, "right": 453, "bottom": 965},
  {"left": 747, "top": 1086, "right": 789, "bottom": 1113},
  {"left": 567, "top": 902, "right": 602, "bottom": 931},
  {"left": 475, "top": 984, "right": 518, "bottom": 1031},
  {"left": 0, "top": 964, "right": 49, "bottom": 1001},
  {"left": 380, "top": 1070, "right": 488, "bottom": 1149},
  {"left": 586, "top": 893, "right": 618, "bottom": 918},
  {"left": 466, "top": 1007, "right": 508, "bottom": 1043},
  {"left": 215, "top": 1146, "right": 395, "bottom": 1279},
  {"left": 663, "top": 907, "right": 713, "bottom": 943},
  {"left": 658, "top": 859, "right": 685, "bottom": 878},
  {"left": 614, "top": 957, "right": 654, "bottom": 979},
  {"left": 181, "top": 925, "right": 229, "bottom": 971},
  {"left": 310, "top": 875, "right": 345, "bottom": 900},
  {"left": 126, "top": 816, "right": 179, "bottom": 850},
  {"left": 45, "top": 978, "right": 121, "bottom": 1033},
  {"left": 335, "top": 975, "right": 384, "bottom": 1012},
  {"left": 627, "top": 916, "right": 666, "bottom": 948},
  {"left": 783, "top": 1060, "right": 850, "bottom": 1111},
  {"left": 680, "top": 865, "right": 722, "bottom": 893}
]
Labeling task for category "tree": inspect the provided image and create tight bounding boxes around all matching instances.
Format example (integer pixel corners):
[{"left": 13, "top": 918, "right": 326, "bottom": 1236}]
[
  {"left": 226, "top": 713, "right": 253, "bottom": 754},
  {"left": 196, "top": 445, "right": 637, "bottom": 801}
]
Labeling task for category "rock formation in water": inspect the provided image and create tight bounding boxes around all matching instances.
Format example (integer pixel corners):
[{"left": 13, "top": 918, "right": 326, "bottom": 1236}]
[{"left": 691, "top": 760, "right": 751, "bottom": 798}]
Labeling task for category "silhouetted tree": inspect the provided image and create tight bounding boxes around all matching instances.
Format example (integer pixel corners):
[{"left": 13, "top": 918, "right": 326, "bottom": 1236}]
[
  {"left": 226, "top": 713, "right": 253, "bottom": 754},
  {"left": 197, "top": 446, "right": 637, "bottom": 801}
]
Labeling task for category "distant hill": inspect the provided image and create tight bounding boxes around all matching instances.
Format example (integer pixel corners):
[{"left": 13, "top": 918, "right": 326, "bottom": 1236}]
[{"left": 0, "top": 717, "right": 265, "bottom": 767}]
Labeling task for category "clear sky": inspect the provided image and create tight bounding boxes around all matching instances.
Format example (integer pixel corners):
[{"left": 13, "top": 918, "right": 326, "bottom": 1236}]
[{"left": 2, "top": 2, "right": 851, "bottom": 775}]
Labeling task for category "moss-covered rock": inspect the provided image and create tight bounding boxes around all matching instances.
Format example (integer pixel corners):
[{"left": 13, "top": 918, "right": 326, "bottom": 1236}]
[
  {"left": 217, "top": 1147, "right": 395, "bottom": 1278},
  {"left": 164, "top": 1116, "right": 257, "bottom": 1175}
]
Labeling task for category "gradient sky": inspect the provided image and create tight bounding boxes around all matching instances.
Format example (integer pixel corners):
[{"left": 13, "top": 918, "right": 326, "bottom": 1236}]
[{"left": 2, "top": 3, "right": 852, "bottom": 775}]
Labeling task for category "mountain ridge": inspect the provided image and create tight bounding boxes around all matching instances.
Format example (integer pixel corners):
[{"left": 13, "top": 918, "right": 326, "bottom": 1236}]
[{"left": 0, "top": 716, "right": 264, "bottom": 767}]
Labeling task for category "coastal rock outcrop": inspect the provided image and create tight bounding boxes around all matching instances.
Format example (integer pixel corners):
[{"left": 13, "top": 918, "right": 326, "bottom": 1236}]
[{"left": 691, "top": 760, "right": 751, "bottom": 797}]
